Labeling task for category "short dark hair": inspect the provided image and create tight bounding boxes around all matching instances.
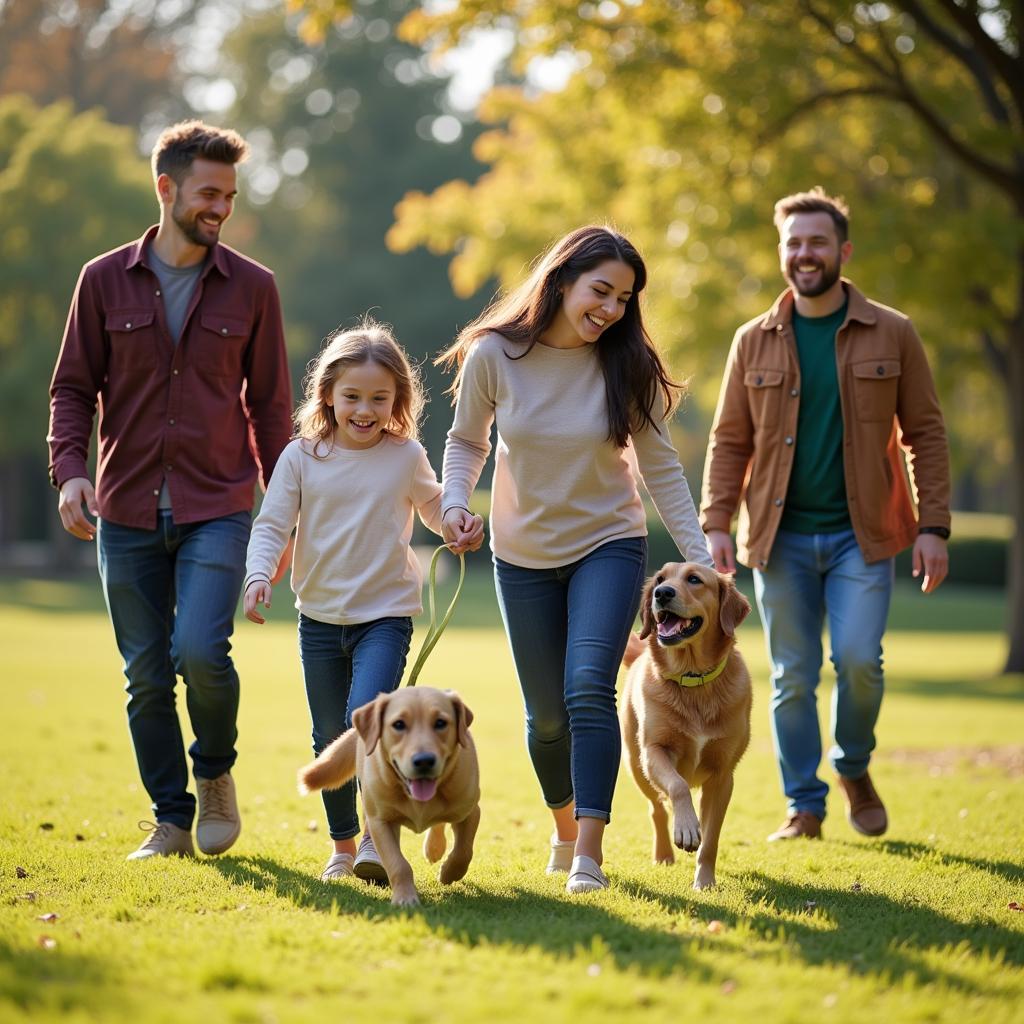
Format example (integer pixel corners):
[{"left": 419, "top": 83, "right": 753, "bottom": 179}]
[
  {"left": 151, "top": 120, "right": 249, "bottom": 184},
  {"left": 773, "top": 187, "right": 850, "bottom": 243}
]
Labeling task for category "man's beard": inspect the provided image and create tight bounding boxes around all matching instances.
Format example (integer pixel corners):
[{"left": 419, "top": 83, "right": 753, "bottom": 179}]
[
  {"left": 787, "top": 257, "right": 841, "bottom": 298},
  {"left": 172, "top": 198, "right": 220, "bottom": 248}
]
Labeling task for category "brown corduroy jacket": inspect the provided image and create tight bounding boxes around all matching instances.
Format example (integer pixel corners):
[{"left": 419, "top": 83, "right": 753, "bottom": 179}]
[{"left": 700, "top": 281, "right": 951, "bottom": 568}]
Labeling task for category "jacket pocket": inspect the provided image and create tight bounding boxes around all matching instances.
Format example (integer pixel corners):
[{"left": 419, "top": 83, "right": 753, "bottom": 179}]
[
  {"left": 743, "top": 368, "right": 784, "bottom": 428},
  {"left": 105, "top": 310, "right": 158, "bottom": 372},
  {"left": 193, "top": 312, "right": 250, "bottom": 377},
  {"left": 851, "top": 359, "right": 900, "bottom": 422}
]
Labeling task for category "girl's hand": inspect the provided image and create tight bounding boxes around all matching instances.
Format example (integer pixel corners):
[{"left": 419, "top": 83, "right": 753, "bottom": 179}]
[
  {"left": 442, "top": 507, "right": 485, "bottom": 554},
  {"left": 244, "top": 580, "right": 272, "bottom": 624}
]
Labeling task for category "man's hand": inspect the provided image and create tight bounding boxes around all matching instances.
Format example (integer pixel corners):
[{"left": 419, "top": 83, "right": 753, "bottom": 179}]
[
  {"left": 271, "top": 535, "right": 294, "bottom": 585},
  {"left": 912, "top": 533, "right": 949, "bottom": 594},
  {"left": 441, "top": 507, "right": 485, "bottom": 554},
  {"left": 58, "top": 477, "right": 98, "bottom": 541},
  {"left": 244, "top": 580, "right": 272, "bottom": 624},
  {"left": 706, "top": 529, "right": 736, "bottom": 575}
]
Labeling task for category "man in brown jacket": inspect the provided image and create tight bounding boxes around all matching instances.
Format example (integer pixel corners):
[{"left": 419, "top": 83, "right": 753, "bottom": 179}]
[{"left": 700, "top": 188, "right": 950, "bottom": 841}]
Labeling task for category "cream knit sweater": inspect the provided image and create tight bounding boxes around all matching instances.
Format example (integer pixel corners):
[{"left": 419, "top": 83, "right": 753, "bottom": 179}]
[
  {"left": 245, "top": 435, "right": 443, "bottom": 625},
  {"left": 442, "top": 333, "right": 713, "bottom": 569}
]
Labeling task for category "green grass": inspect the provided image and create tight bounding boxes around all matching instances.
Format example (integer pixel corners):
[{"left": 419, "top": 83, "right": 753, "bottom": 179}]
[{"left": 1, "top": 573, "right": 1022, "bottom": 1024}]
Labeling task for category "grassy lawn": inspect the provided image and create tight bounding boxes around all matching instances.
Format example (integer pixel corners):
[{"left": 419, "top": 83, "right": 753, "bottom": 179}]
[{"left": 1, "top": 570, "right": 1022, "bottom": 1024}]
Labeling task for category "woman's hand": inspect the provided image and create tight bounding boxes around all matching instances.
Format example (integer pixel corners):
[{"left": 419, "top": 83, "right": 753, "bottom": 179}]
[
  {"left": 244, "top": 580, "right": 272, "bottom": 624},
  {"left": 442, "top": 507, "right": 485, "bottom": 554}
]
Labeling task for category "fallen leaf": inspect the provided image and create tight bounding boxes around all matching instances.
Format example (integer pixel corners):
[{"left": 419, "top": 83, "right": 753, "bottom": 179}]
[
  {"left": 1009, "top": 902, "right": 1023, "bottom": 912},
  {"left": 586, "top": 963, "right": 601, "bottom": 976},
  {"left": 22, "top": 892, "right": 38, "bottom": 902},
  {"left": 803, "top": 900, "right": 818, "bottom": 912},
  {"left": 707, "top": 920, "right": 724, "bottom": 934},
  {"left": 307, "top": 820, "right": 319, "bottom": 832},
  {"left": 75, "top": 834, "right": 85, "bottom": 842},
  {"left": 37, "top": 936, "right": 57, "bottom": 950},
  {"left": 15, "top": 866, "right": 28, "bottom": 879},
  {"left": 39, "top": 823, "right": 54, "bottom": 831},
  {"left": 36, "top": 913, "right": 58, "bottom": 923},
  {"left": 721, "top": 980, "right": 737, "bottom": 995},
  {"left": 850, "top": 883, "right": 862, "bottom": 891}
]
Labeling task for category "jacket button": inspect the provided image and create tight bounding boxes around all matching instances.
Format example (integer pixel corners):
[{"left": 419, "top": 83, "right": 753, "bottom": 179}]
[
  {"left": 774, "top": 498, "right": 783, "bottom": 507},
  {"left": 759, "top": 560, "right": 766, "bottom": 567},
  {"left": 221, "top": 327, "right": 228, "bottom": 335},
  {"left": 876, "top": 365, "right": 884, "bottom": 375},
  {"left": 790, "top": 388, "right": 798, "bottom": 397},
  {"left": 756, "top": 375, "right": 763, "bottom": 385},
  {"left": 125, "top": 322, "right": 132, "bottom": 329},
  {"left": 785, "top": 436, "right": 793, "bottom": 445}
]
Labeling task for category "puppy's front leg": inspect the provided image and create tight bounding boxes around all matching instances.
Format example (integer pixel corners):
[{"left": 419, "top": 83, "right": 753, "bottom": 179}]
[
  {"left": 693, "top": 772, "right": 733, "bottom": 890},
  {"left": 423, "top": 824, "right": 446, "bottom": 864},
  {"left": 642, "top": 744, "right": 701, "bottom": 852},
  {"left": 368, "top": 818, "right": 418, "bottom": 906},
  {"left": 439, "top": 804, "right": 480, "bottom": 885}
]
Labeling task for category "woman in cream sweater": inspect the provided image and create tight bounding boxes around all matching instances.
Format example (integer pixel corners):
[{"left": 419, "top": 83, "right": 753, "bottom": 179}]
[{"left": 440, "top": 225, "right": 713, "bottom": 893}]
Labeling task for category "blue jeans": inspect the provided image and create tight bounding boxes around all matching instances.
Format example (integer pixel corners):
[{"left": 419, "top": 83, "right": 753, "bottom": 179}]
[
  {"left": 753, "top": 528, "right": 894, "bottom": 820},
  {"left": 97, "top": 511, "right": 251, "bottom": 829},
  {"left": 494, "top": 538, "right": 647, "bottom": 822},
  {"left": 298, "top": 614, "right": 413, "bottom": 839}
]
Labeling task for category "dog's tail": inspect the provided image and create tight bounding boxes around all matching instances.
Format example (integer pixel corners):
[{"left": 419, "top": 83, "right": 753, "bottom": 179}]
[
  {"left": 622, "top": 631, "right": 644, "bottom": 669},
  {"left": 297, "top": 728, "right": 358, "bottom": 794}
]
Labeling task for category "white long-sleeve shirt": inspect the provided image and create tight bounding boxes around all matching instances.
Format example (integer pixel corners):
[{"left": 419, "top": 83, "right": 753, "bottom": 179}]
[
  {"left": 442, "top": 333, "right": 713, "bottom": 570},
  {"left": 245, "top": 434, "right": 443, "bottom": 624}
]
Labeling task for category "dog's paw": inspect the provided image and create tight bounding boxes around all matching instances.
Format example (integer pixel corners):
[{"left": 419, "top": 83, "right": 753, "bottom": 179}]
[
  {"left": 438, "top": 855, "right": 470, "bottom": 885},
  {"left": 423, "top": 825, "right": 447, "bottom": 864},
  {"left": 673, "top": 819, "right": 702, "bottom": 853},
  {"left": 391, "top": 887, "right": 421, "bottom": 907},
  {"left": 692, "top": 867, "right": 716, "bottom": 889}
]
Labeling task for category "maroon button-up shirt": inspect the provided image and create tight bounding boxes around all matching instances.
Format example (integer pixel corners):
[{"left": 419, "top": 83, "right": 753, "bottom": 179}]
[{"left": 48, "top": 227, "right": 293, "bottom": 528}]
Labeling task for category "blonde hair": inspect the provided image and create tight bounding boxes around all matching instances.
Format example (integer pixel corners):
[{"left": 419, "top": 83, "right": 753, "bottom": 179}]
[{"left": 294, "top": 320, "right": 425, "bottom": 454}]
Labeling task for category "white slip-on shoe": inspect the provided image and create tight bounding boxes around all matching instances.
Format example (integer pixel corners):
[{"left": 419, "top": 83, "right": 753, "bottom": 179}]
[
  {"left": 353, "top": 832, "right": 389, "bottom": 885},
  {"left": 196, "top": 773, "right": 241, "bottom": 855},
  {"left": 546, "top": 833, "right": 576, "bottom": 874},
  {"left": 125, "top": 820, "right": 195, "bottom": 860},
  {"left": 565, "top": 855, "right": 609, "bottom": 894},
  {"left": 321, "top": 852, "right": 355, "bottom": 881}
]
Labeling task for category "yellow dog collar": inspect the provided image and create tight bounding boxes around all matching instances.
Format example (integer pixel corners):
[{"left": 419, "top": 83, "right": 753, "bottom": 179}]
[{"left": 666, "top": 654, "right": 730, "bottom": 688}]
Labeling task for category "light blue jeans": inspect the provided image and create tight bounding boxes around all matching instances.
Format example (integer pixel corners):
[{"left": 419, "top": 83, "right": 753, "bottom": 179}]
[{"left": 753, "top": 528, "right": 894, "bottom": 820}]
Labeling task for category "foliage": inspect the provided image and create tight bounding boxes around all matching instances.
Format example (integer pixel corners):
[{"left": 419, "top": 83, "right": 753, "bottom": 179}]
[
  {"left": 1, "top": 580, "right": 1022, "bottom": 1023},
  {"left": 0, "top": 95, "right": 153, "bottom": 462}
]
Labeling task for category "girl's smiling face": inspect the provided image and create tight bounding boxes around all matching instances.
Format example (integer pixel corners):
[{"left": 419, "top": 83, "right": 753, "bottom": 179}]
[
  {"left": 542, "top": 259, "right": 635, "bottom": 349},
  {"left": 326, "top": 360, "right": 397, "bottom": 449}
]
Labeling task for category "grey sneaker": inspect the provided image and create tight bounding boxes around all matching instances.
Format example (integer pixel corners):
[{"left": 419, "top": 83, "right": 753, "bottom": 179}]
[
  {"left": 126, "top": 820, "right": 194, "bottom": 860},
  {"left": 196, "top": 773, "right": 241, "bottom": 855},
  {"left": 353, "top": 832, "right": 388, "bottom": 885},
  {"left": 565, "top": 855, "right": 609, "bottom": 894},
  {"left": 321, "top": 851, "right": 355, "bottom": 881}
]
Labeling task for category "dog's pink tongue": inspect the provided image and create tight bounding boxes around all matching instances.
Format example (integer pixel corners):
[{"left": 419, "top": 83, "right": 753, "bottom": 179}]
[{"left": 409, "top": 778, "right": 438, "bottom": 802}]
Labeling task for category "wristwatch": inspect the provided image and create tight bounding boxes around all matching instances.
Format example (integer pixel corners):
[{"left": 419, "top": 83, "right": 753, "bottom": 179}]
[{"left": 918, "top": 525, "right": 951, "bottom": 540}]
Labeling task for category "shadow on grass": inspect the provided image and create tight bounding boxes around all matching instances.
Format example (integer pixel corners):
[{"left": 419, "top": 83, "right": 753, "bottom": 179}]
[
  {"left": 874, "top": 838, "right": 1024, "bottom": 886},
  {"left": 204, "top": 854, "right": 1024, "bottom": 989},
  {"left": 0, "top": 937, "right": 116, "bottom": 1015},
  {"left": 883, "top": 675, "right": 1023, "bottom": 702}
]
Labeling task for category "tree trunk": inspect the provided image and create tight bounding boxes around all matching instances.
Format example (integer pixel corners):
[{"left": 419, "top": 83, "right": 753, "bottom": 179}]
[{"left": 1004, "top": 316, "right": 1024, "bottom": 674}]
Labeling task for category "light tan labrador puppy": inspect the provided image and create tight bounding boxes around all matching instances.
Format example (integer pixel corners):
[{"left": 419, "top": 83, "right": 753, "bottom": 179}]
[
  {"left": 620, "top": 562, "right": 752, "bottom": 889},
  {"left": 297, "top": 687, "right": 480, "bottom": 906}
]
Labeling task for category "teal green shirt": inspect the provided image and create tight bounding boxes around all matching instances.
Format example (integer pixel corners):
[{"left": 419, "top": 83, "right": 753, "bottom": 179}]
[{"left": 780, "top": 301, "right": 851, "bottom": 534}]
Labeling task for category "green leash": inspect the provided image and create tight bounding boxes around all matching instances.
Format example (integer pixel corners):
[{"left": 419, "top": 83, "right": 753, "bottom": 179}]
[{"left": 405, "top": 544, "right": 466, "bottom": 687}]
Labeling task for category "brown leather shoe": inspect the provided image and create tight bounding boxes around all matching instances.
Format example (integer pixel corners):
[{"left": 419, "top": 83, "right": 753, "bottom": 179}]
[
  {"left": 767, "top": 810, "right": 822, "bottom": 841},
  {"left": 836, "top": 771, "right": 888, "bottom": 836}
]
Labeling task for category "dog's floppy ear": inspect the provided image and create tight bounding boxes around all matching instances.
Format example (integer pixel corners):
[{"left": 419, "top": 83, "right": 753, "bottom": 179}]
[
  {"left": 638, "top": 575, "right": 657, "bottom": 640},
  {"left": 718, "top": 573, "right": 751, "bottom": 637},
  {"left": 445, "top": 691, "right": 474, "bottom": 748},
  {"left": 352, "top": 692, "right": 390, "bottom": 755}
]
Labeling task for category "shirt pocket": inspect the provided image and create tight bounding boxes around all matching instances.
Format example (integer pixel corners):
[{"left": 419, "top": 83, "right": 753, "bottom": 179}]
[
  {"left": 743, "top": 368, "right": 785, "bottom": 428},
  {"left": 851, "top": 359, "right": 901, "bottom": 422},
  {"left": 193, "top": 313, "right": 250, "bottom": 377},
  {"left": 105, "top": 310, "right": 158, "bottom": 372}
]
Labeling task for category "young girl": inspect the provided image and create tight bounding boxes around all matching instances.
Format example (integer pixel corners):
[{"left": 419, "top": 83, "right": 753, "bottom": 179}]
[
  {"left": 244, "top": 321, "right": 483, "bottom": 882},
  {"left": 440, "top": 226, "right": 714, "bottom": 893}
]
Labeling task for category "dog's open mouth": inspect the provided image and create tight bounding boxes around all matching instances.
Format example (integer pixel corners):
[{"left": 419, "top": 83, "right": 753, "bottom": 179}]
[
  {"left": 393, "top": 761, "right": 439, "bottom": 802},
  {"left": 655, "top": 610, "right": 703, "bottom": 645}
]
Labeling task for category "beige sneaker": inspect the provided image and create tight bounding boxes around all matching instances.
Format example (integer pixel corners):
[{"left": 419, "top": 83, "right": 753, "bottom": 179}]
[
  {"left": 196, "top": 773, "right": 241, "bottom": 855},
  {"left": 126, "top": 820, "right": 195, "bottom": 860},
  {"left": 321, "top": 852, "right": 355, "bottom": 881},
  {"left": 353, "top": 832, "right": 388, "bottom": 885},
  {"left": 546, "top": 832, "right": 576, "bottom": 874}
]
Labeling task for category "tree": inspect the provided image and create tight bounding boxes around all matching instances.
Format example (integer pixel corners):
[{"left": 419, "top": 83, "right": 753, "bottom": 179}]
[
  {"left": 0, "top": 96, "right": 153, "bottom": 547},
  {"left": 315, "top": 0, "right": 1022, "bottom": 672}
]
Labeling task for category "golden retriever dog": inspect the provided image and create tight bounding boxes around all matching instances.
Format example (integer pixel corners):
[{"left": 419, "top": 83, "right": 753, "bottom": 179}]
[
  {"left": 620, "top": 562, "right": 752, "bottom": 889},
  {"left": 297, "top": 687, "right": 480, "bottom": 906}
]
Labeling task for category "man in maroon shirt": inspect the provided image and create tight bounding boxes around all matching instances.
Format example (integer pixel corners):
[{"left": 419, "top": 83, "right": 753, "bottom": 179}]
[{"left": 48, "top": 121, "right": 293, "bottom": 861}]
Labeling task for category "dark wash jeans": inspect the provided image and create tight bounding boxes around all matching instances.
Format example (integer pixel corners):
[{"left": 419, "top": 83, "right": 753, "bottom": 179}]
[
  {"left": 298, "top": 614, "right": 414, "bottom": 840},
  {"left": 97, "top": 510, "right": 251, "bottom": 829},
  {"left": 494, "top": 537, "right": 647, "bottom": 822}
]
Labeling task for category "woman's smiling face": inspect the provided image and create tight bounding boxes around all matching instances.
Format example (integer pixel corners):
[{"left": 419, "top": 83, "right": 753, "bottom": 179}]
[{"left": 543, "top": 259, "right": 635, "bottom": 349}]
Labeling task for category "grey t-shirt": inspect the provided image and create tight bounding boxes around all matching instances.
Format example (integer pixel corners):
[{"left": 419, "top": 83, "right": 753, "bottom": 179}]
[{"left": 149, "top": 247, "right": 203, "bottom": 509}]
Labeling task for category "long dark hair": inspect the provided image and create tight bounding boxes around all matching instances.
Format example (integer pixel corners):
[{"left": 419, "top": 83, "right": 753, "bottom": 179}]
[{"left": 436, "top": 225, "right": 683, "bottom": 447}]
